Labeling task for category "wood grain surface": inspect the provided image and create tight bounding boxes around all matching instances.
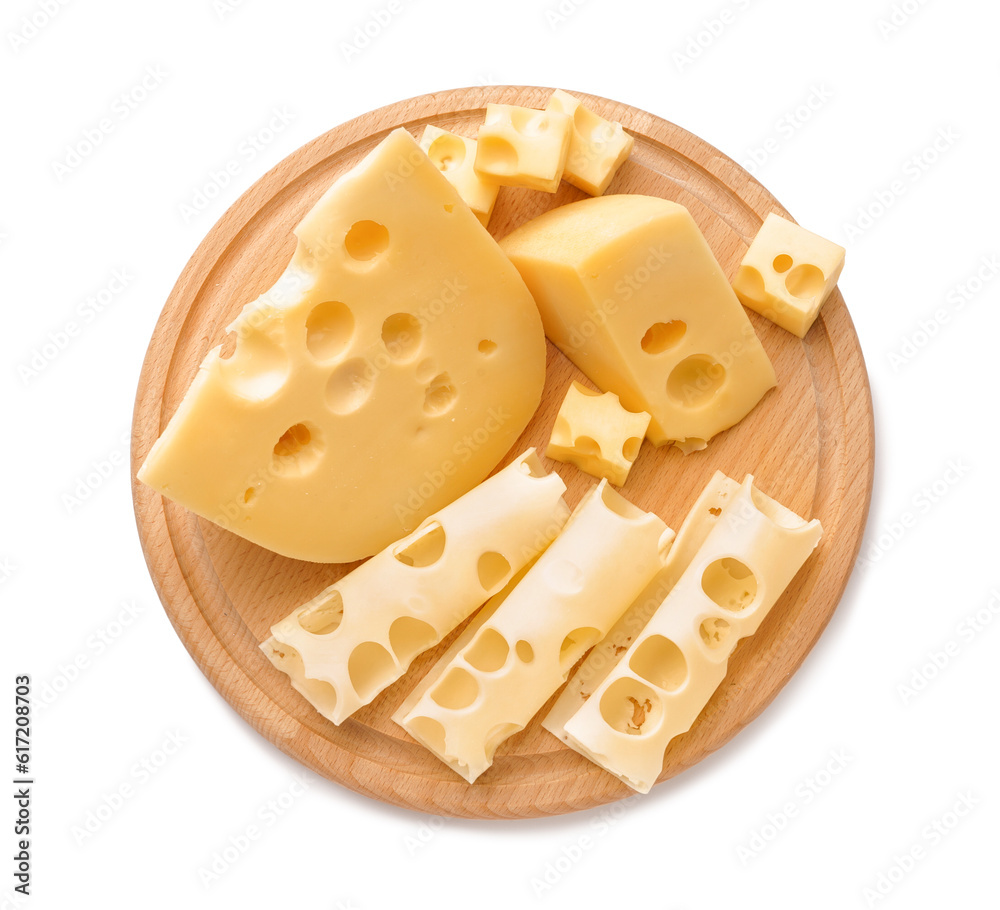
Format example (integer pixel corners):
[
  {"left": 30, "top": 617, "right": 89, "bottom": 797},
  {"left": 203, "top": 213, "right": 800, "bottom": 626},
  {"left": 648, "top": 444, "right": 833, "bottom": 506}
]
[{"left": 130, "top": 86, "right": 874, "bottom": 819}]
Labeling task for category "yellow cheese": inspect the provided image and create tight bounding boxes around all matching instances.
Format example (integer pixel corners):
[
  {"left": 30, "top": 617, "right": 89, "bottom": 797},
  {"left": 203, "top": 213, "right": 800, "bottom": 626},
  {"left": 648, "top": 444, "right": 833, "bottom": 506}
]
[
  {"left": 552, "top": 475, "right": 822, "bottom": 793},
  {"left": 545, "top": 89, "right": 634, "bottom": 196},
  {"left": 260, "top": 450, "right": 571, "bottom": 725},
  {"left": 500, "top": 194, "right": 776, "bottom": 452},
  {"left": 732, "top": 212, "right": 846, "bottom": 337},
  {"left": 474, "top": 104, "right": 571, "bottom": 193},
  {"left": 138, "top": 128, "right": 546, "bottom": 563},
  {"left": 546, "top": 381, "right": 650, "bottom": 486},
  {"left": 419, "top": 125, "right": 499, "bottom": 227},
  {"left": 393, "top": 481, "right": 671, "bottom": 783}
]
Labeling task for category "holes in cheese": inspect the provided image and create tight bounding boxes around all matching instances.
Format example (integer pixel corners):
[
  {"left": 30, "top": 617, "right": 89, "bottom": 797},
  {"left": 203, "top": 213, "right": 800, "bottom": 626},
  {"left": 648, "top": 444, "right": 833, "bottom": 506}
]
[
  {"left": 465, "top": 628, "right": 510, "bottom": 673},
  {"left": 640, "top": 320, "right": 686, "bottom": 354},
  {"left": 599, "top": 678, "right": 661, "bottom": 736},
  {"left": 260, "top": 450, "right": 570, "bottom": 724},
  {"left": 474, "top": 103, "right": 571, "bottom": 193},
  {"left": 137, "top": 128, "right": 546, "bottom": 563},
  {"left": 515, "top": 640, "right": 535, "bottom": 664},
  {"left": 430, "top": 668, "right": 479, "bottom": 710},
  {"left": 701, "top": 558, "right": 758, "bottom": 612},
  {"left": 698, "top": 617, "right": 731, "bottom": 650},
  {"left": 628, "top": 635, "right": 687, "bottom": 692},
  {"left": 558, "top": 627, "right": 603, "bottom": 673}
]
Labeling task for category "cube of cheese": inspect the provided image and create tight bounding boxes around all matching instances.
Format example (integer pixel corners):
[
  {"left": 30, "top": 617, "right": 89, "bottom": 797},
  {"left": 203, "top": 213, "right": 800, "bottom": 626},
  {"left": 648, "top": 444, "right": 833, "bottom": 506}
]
[
  {"left": 419, "top": 125, "right": 499, "bottom": 227},
  {"left": 732, "top": 213, "right": 846, "bottom": 338},
  {"left": 474, "top": 103, "right": 571, "bottom": 193},
  {"left": 545, "top": 89, "right": 634, "bottom": 196},
  {"left": 546, "top": 381, "right": 650, "bottom": 486}
]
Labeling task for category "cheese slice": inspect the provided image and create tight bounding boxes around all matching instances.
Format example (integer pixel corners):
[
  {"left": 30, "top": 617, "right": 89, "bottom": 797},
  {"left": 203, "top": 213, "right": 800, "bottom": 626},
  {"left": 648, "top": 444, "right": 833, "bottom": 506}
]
[
  {"left": 260, "top": 450, "right": 570, "bottom": 725},
  {"left": 419, "top": 125, "right": 499, "bottom": 227},
  {"left": 500, "top": 194, "right": 776, "bottom": 451},
  {"left": 394, "top": 481, "right": 671, "bottom": 783},
  {"left": 552, "top": 475, "right": 822, "bottom": 793},
  {"left": 138, "top": 127, "right": 546, "bottom": 563}
]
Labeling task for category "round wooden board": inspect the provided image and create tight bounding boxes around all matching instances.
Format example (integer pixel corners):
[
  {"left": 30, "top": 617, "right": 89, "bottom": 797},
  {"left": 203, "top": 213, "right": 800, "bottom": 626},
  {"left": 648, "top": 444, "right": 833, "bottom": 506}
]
[{"left": 131, "top": 86, "right": 874, "bottom": 819}]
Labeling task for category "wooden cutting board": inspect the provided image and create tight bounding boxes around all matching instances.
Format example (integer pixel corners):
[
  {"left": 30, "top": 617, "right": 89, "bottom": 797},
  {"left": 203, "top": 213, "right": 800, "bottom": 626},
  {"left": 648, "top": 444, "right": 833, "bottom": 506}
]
[{"left": 131, "top": 85, "right": 874, "bottom": 819}]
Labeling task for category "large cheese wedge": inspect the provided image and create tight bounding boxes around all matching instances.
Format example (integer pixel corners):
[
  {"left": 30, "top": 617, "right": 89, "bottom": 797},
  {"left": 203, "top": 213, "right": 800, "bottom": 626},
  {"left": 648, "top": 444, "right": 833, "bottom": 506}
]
[
  {"left": 260, "top": 450, "right": 571, "bottom": 725},
  {"left": 500, "top": 195, "right": 776, "bottom": 452},
  {"left": 549, "top": 475, "right": 822, "bottom": 793},
  {"left": 394, "top": 480, "right": 671, "bottom": 783},
  {"left": 138, "top": 128, "right": 546, "bottom": 562}
]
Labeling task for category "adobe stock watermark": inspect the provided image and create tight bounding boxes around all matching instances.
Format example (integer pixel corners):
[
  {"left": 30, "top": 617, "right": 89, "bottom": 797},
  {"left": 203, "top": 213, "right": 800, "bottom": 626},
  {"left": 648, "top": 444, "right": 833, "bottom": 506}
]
[
  {"left": 61, "top": 427, "right": 131, "bottom": 515},
  {"left": 856, "top": 458, "right": 970, "bottom": 568},
  {"left": 0, "top": 557, "right": 17, "bottom": 585},
  {"left": 51, "top": 66, "right": 168, "bottom": 181},
  {"left": 402, "top": 816, "right": 445, "bottom": 855},
  {"left": 862, "top": 791, "right": 980, "bottom": 906},
  {"left": 741, "top": 84, "right": 835, "bottom": 176},
  {"left": 179, "top": 105, "right": 295, "bottom": 223},
  {"left": 897, "top": 587, "right": 1000, "bottom": 705},
  {"left": 876, "top": 0, "right": 933, "bottom": 40},
  {"left": 737, "top": 748, "right": 853, "bottom": 863},
  {"left": 213, "top": 0, "right": 250, "bottom": 20},
  {"left": 841, "top": 127, "right": 959, "bottom": 244},
  {"left": 7, "top": 0, "right": 71, "bottom": 54},
  {"left": 887, "top": 254, "right": 998, "bottom": 371},
  {"left": 340, "top": 0, "right": 405, "bottom": 62},
  {"left": 672, "top": 0, "right": 753, "bottom": 72},
  {"left": 545, "top": 0, "right": 591, "bottom": 30},
  {"left": 17, "top": 268, "right": 134, "bottom": 385}
]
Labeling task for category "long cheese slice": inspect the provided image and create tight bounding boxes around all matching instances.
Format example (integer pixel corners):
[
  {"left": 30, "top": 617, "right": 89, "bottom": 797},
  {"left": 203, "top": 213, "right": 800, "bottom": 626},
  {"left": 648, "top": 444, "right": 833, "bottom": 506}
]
[
  {"left": 555, "top": 475, "right": 822, "bottom": 793},
  {"left": 393, "top": 481, "right": 671, "bottom": 783},
  {"left": 500, "top": 194, "right": 776, "bottom": 451},
  {"left": 260, "top": 450, "right": 570, "bottom": 724},
  {"left": 138, "top": 127, "right": 546, "bottom": 562}
]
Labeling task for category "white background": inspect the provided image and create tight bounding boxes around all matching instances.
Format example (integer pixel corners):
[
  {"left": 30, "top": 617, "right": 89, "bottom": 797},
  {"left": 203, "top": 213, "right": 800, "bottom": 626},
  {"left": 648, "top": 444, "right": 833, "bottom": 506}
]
[{"left": 3, "top": 0, "right": 997, "bottom": 907}]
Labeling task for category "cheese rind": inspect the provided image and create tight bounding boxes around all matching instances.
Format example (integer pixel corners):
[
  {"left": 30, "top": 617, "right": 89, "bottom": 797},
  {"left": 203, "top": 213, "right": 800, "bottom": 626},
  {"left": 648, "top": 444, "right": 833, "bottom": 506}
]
[
  {"left": 500, "top": 194, "right": 777, "bottom": 450},
  {"left": 394, "top": 481, "right": 670, "bottom": 782},
  {"left": 419, "top": 125, "right": 499, "bottom": 227},
  {"left": 545, "top": 89, "right": 634, "bottom": 196},
  {"left": 732, "top": 212, "right": 846, "bottom": 337},
  {"left": 138, "top": 128, "right": 546, "bottom": 562},
  {"left": 474, "top": 104, "right": 571, "bottom": 193},
  {"left": 554, "top": 475, "right": 822, "bottom": 793},
  {"left": 260, "top": 450, "right": 571, "bottom": 725},
  {"left": 546, "top": 381, "right": 650, "bottom": 486}
]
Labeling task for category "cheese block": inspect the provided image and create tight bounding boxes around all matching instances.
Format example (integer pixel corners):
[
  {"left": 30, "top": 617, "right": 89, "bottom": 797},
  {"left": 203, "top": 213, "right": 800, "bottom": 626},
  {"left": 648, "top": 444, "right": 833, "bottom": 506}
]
[
  {"left": 419, "top": 125, "right": 500, "bottom": 227},
  {"left": 732, "top": 212, "right": 846, "bottom": 337},
  {"left": 500, "top": 194, "right": 776, "bottom": 451},
  {"left": 394, "top": 481, "right": 671, "bottom": 783},
  {"left": 552, "top": 475, "right": 822, "bottom": 793},
  {"left": 138, "top": 127, "right": 546, "bottom": 563},
  {"left": 545, "top": 89, "right": 634, "bottom": 196},
  {"left": 546, "top": 381, "right": 650, "bottom": 486},
  {"left": 474, "top": 104, "right": 572, "bottom": 193},
  {"left": 260, "top": 450, "right": 571, "bottom": 725}
]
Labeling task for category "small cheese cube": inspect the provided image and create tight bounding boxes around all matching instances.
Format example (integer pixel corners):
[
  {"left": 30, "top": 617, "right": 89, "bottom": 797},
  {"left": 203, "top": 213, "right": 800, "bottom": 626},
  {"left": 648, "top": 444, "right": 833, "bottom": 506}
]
[
  {"left": 419, "top": 125, "right": 500, "bottom": 227},
  {"left": 545, "top": 89, "right": 634, "bottom": 196},
  {"left": 474, "top": 103, "right": 571, "bottom": 193},
  {"left": 732, "top": 213, "right": 846, "bottom": 338},
  {"left": 546, "top": 381, "right": 650, "bottom": 486}
]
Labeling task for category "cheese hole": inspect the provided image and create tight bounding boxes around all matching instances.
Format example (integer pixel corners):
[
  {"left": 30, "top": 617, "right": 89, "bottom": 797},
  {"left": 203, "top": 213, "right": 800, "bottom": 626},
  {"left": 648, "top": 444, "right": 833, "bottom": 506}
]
[
  {"left": 511, "top": 108, "right": 549, "bottom": 135},
  {"left": 266, "top": 645, "right": 339, "bottom": 718},
  {"left": 629, "top": 635, "right": 688, "bottom": 692},
  {"left": 574, "top": 435, "right": 601, "bottom": 457},
  {"left": 699, "top": 617, "right": 732, "bottom": 650},
  {"left": 485, "top": 722, "right": 522, "bottom": 761},
  {"left": 348, "top": 641, "right": 396, "bottom": 703},
  {"left": 381, "top": 313, "right": 422, "bottom": 362},
  {"left": 478, "top": 339, "right": 497, "bottom": 356},
  {"left": 641, "top": 320, "right": 686, "bottom": 354},
  {"left": 772, "top": 253, "right": 793, "bottom": 274},
  {"left": 298, "top": 590, "right": 344, "bottom": 636},
  {"left": 785, "top": 263, "right": 825, "bottom": 299},
  {"left": 407, "top": 716, "right": 446, "bottom": 755},
  {"left": 735, "top": 265, "right": 767, "bottom": 306},
  {"left": 477, "top": 551, "right": 511, "bottom": 592},
  {"left": 515, "top": 640, "right": 534, "bottom": 663},
  {"left": 622, "top": 436, "right": 642, "bottom": 463},
  {"left": 443, "top": 203, "right": 454, "bottom": 213},
  {"left": 388, "top": 616, "right": 438, "bottom": 666},
  {"left": 666, "top": 355, "right": 726, "bottom": 407},
  {"left": 702, "top": 558, "right": 758, "bottom": 612},
  {"left": 326, "top": 358, "right": 375, "bottom": 414},
  {"left": 559, "top": 627, "right": 603, "bottom": 672},
  {"left": 220, "top": 330, "right": 289, "bottom": 401},
  {"left": 427, "top": 134, "right": 466, "bottom": 172},
  {"left": 344, "top": 220, "right": 389, "bottom": 262},
  {"left": 478, "top": 137, "right": 518, "bottom": 175},
  {"left": 573, "top": 105, "right": 607, "bottom": 145},
  {"left": 305, "top": 301, "right": 354, "bottom": 361},
  {"left": 465, "top": 628, "right": 509, "bottom": 673},
  {"left": 430, "top": 667, "right": 479, "bottom": 710},
  {"left": 423, "top": 372, "right": 457, "bottom": 416},
  {"left": 272, "top": 422, "right": 324, "bottom": 476},
  {"left": 393, "top": 521, "right": 446, "bottom": 567},
  {"left": 274, "top": 423, "right": 311, "bottom": 458},
  {"left": 599, "top": 677, "right": 662, "bottom": 736}
]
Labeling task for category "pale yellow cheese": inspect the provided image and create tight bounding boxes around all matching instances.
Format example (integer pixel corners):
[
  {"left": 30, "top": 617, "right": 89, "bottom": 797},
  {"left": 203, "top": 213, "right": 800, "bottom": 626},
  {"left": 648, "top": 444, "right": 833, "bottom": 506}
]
[
  {"left": 474, "top": 104, "right": 571, "bottom": 193},
  {"left": 500, "top": 194, "right": 776, "bottom": 452},
  {"left": 545, "top": 89, "right": 634, "bottom": 196},
  {"left": 552, "top": 475, "right": 822, "bottom": 793},
  {"left": 546, "top": 381, "right": 650, "bottom": 486},
  {"left": 260, "top": 450, "right": 571, "bottom": 725},
  {"left": 732, "top": 212, "right": 846, "bottom": 337},
  {"left": 394, "top": 481, "right": 671, "bottom": 783},
  {"left": 138, "top": 128, "right": 546, "bottom": 563},
  {"left": 419, "top": 125, "right": 499, "bottom": 227}
]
